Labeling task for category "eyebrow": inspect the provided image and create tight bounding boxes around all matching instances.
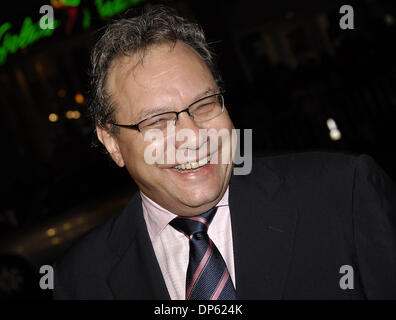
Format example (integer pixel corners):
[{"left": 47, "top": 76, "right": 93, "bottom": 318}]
[{"left": 135, "top": 88, "right": 216, "bottom": 121}]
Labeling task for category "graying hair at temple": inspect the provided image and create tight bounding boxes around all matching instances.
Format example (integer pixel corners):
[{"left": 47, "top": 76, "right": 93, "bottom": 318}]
[{"left": 88, "top": 5, "right": 223, "bottom": 134}]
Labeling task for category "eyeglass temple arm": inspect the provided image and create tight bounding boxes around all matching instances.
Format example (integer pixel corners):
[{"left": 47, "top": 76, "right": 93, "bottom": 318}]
[{"left": 109, "top": 122, "right": 140, "bottom": 130}]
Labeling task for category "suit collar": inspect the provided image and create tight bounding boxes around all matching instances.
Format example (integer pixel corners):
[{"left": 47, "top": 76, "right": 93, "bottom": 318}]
[
  {"left": 229, "top": 161, "right": 298, "bottom": 299},
  {"left": 106, "top": 193, "right": 170, "bottom": 299}
]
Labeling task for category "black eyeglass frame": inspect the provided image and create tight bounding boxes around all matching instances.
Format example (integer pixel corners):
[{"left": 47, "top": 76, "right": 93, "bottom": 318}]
[{"left": 108, "top": 92, "right": 225, "bottom": 132}]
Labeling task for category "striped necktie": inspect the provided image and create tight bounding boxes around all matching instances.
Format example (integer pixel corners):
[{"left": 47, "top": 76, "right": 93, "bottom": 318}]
[{"left": 169, "top": 207, "right": 236, "bottom": 300}]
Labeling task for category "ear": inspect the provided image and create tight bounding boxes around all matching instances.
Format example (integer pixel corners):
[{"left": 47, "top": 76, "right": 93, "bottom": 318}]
[{"left": 96, "top": 125, "right": 125, "bottom": 167}]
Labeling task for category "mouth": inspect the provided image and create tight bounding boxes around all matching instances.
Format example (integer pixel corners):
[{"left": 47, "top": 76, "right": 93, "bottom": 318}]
[{"left": 170, "top": 155, "right": 211, "bottom": 173}]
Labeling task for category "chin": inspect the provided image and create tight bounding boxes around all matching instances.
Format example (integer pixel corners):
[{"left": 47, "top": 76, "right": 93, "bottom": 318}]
[{"left": 178, "top": 185, "right": 222, "bottom": 208}]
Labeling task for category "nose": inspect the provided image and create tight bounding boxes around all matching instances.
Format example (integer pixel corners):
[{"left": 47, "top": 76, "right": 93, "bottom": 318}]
[
  {"left": 174, "top": 111, "right": 205, "bottom": 150},
  {"left": 176, "top": 110, "right": 195, "bottom": 127}
]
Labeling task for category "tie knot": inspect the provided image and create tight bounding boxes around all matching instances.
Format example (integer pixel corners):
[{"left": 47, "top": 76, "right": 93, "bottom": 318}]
[{"left": 169, "top": 207, "right": 217, "bottom": 239}]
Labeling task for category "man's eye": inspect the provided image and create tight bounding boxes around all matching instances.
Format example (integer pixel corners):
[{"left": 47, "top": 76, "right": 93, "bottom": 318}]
[
  {"left": 146, "top": 118, "right": 169, "bottom": 127},
  {"left": 148, "top": 119, "right": 164, "bottom": 126},
  {"left": 194, "top": 103, "right": 215, "bottom": 113}
]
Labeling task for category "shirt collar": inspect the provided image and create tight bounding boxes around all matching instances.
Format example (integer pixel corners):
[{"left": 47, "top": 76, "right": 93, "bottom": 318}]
[{"left": 141, "top": 187, "right": 229, "bottom": 241}]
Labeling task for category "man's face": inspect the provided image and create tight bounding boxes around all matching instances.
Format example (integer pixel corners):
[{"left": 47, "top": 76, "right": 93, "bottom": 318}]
[{"left": 98, "top": 42, "right": 234, "bottom": 216}]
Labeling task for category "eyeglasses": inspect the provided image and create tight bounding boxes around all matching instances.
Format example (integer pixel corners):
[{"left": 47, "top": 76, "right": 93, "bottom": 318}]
[{"left": 109, "top": 92, "right": 225, "bottom": 133}]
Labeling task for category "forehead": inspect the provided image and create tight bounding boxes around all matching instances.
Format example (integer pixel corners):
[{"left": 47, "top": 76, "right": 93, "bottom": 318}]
[{"left": 105, "top": 42, "right": 217, "bottom": 121}]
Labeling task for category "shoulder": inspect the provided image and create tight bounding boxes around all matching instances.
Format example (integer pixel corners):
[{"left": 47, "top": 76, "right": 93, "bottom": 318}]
[
  {"left": 239, "top": 151, "right": 358, "bottom": 191},
  {"left": 253, "top": 150, "right": 358, "bottom": 174},
  {"left": 53, "top": 193, "right": 142, "bottom": 297},
  {"left": 244, "top": 151, "right": 395, "bottom": 223},
  {"left": 234, "top": 151, "right": 390, "bottom": 211},
  {"left": 54, "top": 214, "right": 117, "bottom": 278},
  {"left": 253, "top": 151, "right": 391, "bottom": 188}
]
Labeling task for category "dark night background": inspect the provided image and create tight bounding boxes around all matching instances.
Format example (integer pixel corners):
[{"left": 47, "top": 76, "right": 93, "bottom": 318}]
[{"left": 0, "top": 0, "right": 395, "bottom": 299}]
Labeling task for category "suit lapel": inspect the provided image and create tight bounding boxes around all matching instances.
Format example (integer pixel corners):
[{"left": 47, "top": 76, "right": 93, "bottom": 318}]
[
  {"left": 106, "top": 193, "right": 170, "bottom": 299},
  {"left": 229, "top": 162, "right": 298, "bottom": 299}
]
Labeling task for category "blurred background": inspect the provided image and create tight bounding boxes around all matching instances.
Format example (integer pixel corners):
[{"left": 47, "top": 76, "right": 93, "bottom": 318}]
[{"left": 0, "top": 0, "right": 395, "bottom": 299}]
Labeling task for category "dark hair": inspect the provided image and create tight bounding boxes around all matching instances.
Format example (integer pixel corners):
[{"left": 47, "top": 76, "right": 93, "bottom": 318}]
[{"left": 89, "top": 5, "right": 222, "bottom": 134}]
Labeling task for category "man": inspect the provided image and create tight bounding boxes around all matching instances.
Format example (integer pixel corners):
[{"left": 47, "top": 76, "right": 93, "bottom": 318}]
[{"left": 54, "top": 6, "right": 396, "bottom": 299}]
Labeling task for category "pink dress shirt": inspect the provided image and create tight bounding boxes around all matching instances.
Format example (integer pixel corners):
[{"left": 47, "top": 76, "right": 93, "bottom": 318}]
[{"left": 141, "top": 188, "right": 236, "bottom": 300}]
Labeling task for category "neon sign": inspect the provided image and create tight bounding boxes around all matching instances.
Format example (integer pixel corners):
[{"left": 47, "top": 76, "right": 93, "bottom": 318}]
[
  {"left": 0, "top": 17, "right": 59, "bottom": 65},
  {"left": 0, "top": 0, "right": 145, "bottom": 65},
  {"left": 95, "top": 0, "right": 143, "bottom": 18}
]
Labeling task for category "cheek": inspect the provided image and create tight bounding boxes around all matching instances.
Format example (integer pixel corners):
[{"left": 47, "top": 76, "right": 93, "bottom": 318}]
[
  {"left": 143, "top": 138, "right": 168, "bottom": 164},
  {"left": 209, "top": 112, "right": 234, "bottom": 131},
  {"left": 120, "top": 137, "right": 166, "bottom": 177},
  {"left": 119, "top": 137, "right": 146, "bottom": 168},
  {"left": 206, "top": 117, "right": 234, "bottom": 159},
  {"left": 121, "top": 144, "right": 157, "bottom": 187}
]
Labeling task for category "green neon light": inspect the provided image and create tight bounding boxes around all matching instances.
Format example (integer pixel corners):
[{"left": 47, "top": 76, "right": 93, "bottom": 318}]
[
  {"left": 0, "top": 0, "right": 144, "bottom": 65},
  {"left": 95, "top": 0, "right": 145, "bottom": 19},
  {"left": 82, "top": 9, "right": 91, "bottom": 29},
  {"left": 0, "top": 17, "right": 60, "bottom": 65},
  {"left": 60, "top": 0, "right": 81, "bottom": 6}
]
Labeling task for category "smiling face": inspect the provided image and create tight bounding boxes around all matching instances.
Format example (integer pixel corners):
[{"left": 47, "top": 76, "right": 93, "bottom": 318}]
[{"left": 96, "top": 42, "right": 234, "bottom": 216}]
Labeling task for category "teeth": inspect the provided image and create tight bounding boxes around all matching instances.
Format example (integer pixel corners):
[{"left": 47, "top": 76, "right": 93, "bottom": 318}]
[
  {"left": 198, "top": 157, "right": 207, "bottom": 166},
  {"left": 173, "top": 156, "right": 210, "bottom": 171},
  {"left": 191, "top": 162, "right": 199, "bottom": 169}
]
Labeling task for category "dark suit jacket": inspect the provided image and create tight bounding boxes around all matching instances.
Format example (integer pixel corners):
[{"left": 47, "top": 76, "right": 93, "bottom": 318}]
[{"left": 53, "top": 152, "right": 396, "bottom": 299}]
